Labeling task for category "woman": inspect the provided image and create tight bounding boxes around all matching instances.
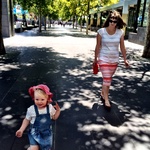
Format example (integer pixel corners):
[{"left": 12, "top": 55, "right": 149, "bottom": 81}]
[{"left": 94, "top": 10, "right": 129, "bottom": 109}]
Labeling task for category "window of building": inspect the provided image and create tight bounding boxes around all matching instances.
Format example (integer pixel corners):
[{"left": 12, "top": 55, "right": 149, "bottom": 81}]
[{"left": 138, "top": 0, "right": 148, "bottom": 27}]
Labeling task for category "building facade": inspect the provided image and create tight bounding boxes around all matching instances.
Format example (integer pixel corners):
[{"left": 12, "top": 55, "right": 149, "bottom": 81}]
[{"left": 2, "top": 0, "right": 14, "bottom": 37}]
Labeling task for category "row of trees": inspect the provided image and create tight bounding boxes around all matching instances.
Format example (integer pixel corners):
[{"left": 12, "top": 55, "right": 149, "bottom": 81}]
[
  {"left": 0, "top": 0, "right": 150, "bottom": 57},
  {"left": 13, "top": 0, "right": 118, "bottom": 32}
]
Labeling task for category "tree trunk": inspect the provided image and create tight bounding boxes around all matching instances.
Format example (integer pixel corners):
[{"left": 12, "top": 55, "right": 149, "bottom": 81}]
[
  {"left": 39, "top": 12, "right": 42, "bottom": 32},
  {"left": 44, "top": 16, "right": 46, "bottom": 31},
  {"left": 80, "top": 16, "right": 82, "bottom": 32},
  {"left": 86, "top": 1, "right": 90, "bottom": 35},
  {"left": 142, "top": 1, "right": 150, "bottom": 58},
  {"left": 0, "top": 0, "right": 6, "bottom": 55}
]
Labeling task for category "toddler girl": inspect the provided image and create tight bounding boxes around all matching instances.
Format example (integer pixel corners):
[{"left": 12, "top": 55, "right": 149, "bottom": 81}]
[{"left": 16, "top": 84, "right": 60, "bottom": 150}]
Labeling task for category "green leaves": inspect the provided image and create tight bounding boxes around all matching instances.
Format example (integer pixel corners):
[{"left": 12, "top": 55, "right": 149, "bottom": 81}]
[{"left": 14, "top": 0, "right": 119, "bottom": 21}]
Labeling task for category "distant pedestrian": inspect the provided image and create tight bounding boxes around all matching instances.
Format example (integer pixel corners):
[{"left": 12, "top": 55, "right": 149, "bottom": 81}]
[
  {"left": 93, "top": 10, "right": 129, "bottom": 109},
  {"left": 16, "top": 84, "right": 60, "bottom": 150}
]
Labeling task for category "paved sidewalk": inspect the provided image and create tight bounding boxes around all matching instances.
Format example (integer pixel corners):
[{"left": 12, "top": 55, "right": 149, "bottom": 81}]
[{"left": 0, "top": 25, "right": 150, "bottom": 150}]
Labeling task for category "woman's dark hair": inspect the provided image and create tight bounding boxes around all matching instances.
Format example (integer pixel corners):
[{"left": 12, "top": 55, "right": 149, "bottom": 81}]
[{"left": 103, "top": 10, "right": 126, "bottom": 29}]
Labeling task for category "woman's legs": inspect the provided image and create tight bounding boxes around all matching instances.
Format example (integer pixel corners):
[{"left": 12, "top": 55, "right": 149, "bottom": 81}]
[
  {"left": 102, "top": 85, "right": 110, "bottom": 107},
  {"left": 99, "top": 61, "right": 118, "bottom": 107}
]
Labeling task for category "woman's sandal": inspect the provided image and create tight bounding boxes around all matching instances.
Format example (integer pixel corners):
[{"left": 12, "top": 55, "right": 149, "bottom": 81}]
[
  {"left": 104, "top": 100, "right": 111, "bottom": 109},
  {"left": 100, "top": 94, "right": 111, "bottom": 110},
  {"left": 100, "top": 95, "right": 105, "bottom": 103}
]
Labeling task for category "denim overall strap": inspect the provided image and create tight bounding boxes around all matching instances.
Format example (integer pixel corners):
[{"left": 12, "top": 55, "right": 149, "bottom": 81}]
[
  {"left": 34, "top": 104, "right": 49, "bottom": 115},
  {"left": 34, "top": 104, "right": 39, "bottom": 116},
  {"left": 46, "top": 105, "right": 49, "bottom": 114}
]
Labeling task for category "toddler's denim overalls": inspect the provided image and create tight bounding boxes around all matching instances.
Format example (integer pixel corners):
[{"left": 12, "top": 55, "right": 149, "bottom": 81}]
[{"left": 28, "top": 105, "right": 52, "bottom": 150}]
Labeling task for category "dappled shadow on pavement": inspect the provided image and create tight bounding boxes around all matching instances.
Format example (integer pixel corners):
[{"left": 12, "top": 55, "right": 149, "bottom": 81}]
[{"left": 0, "top": 38, "right": 150, "bottom": 150}]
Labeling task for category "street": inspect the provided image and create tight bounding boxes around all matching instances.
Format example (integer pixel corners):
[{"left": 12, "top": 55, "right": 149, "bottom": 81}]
[{"left": 0, "top": 25, "right": 150, "bottom": 150}]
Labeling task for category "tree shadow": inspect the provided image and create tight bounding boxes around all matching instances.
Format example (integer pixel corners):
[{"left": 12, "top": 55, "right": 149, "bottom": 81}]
[{"left": 0, "top": 32, "right": 150, "bottom": 150}]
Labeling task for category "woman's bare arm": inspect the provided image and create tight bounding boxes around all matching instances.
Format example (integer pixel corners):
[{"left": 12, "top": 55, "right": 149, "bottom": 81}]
[{"left": 94, "top": 33, "right": 101, "bottom": 62}]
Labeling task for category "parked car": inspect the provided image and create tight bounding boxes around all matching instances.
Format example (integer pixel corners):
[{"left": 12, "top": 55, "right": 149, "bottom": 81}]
[{"left": 66, "top": 21, "right": 73, "bottom": 25}]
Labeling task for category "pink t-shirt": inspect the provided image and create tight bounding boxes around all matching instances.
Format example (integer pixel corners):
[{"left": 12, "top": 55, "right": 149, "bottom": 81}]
[{"left": 98, "top": 28, "right": 124, "bottom": 63}]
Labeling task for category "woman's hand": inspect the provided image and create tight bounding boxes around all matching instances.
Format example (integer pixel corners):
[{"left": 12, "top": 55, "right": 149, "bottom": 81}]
[
  {"left": 124, "top": 60, "right": 130, "bottom": 68},
  {"left": 93, "top": 59, "right": 97, "bottom": 64}
]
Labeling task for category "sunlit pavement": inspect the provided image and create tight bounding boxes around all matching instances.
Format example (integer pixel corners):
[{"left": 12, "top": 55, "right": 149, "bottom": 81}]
[{"left": 0, "top": 25, "right": 150, "bottom": 150}]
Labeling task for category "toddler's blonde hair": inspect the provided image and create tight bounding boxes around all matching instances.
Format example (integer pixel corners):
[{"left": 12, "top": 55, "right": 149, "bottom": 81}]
[{"left": 34, "top": 88, "right": 49, "bottom": 100}]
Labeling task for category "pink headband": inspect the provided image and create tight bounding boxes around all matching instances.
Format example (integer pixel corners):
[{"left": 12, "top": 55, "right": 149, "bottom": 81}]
[{"left": 28, "top": 84, "right": 53, "bottom": 102}]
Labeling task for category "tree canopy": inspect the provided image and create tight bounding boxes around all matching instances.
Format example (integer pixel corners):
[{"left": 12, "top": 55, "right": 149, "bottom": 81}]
[{"left": 13, "top": 0, "right": 118, "bottom": 21}]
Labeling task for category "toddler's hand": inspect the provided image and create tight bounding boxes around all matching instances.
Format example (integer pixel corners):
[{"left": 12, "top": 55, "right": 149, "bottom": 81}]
[
  {"left": 16, "top": 130, "right": 23, "bottom": 138},
  {"left": 54, "top": 102, "right": 60, "bottom": 111}
]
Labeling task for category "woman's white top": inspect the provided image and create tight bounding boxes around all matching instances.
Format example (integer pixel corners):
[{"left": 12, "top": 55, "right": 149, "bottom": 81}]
[
  {"left": 97, "top": 28, "right": 124, "bottom": 63},
  {"left": 26, "top": 104, "right": 56, "bottom": 124}
]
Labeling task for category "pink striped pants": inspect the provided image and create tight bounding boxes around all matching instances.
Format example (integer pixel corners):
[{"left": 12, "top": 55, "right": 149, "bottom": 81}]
[{"left": 98, "top": 60, "right": 118, "bottom": 86}]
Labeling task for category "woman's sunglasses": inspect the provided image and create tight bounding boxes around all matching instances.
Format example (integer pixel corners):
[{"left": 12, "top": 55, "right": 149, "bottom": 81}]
[{"left": 109, "top": 20, "right": 117, "bottom": 24}]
